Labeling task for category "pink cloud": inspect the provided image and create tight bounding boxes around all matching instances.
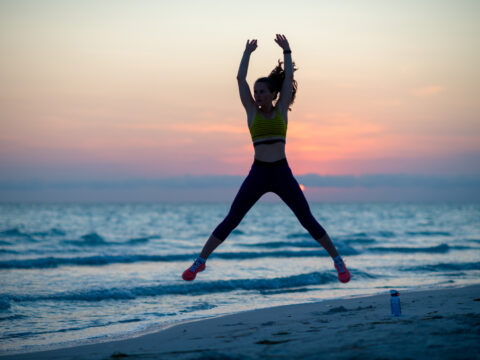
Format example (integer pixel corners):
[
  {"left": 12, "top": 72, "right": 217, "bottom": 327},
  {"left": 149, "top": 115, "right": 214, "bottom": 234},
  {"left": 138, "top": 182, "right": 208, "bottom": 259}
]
[{"left": 411, "top": 86, "right": 446, "bottom": 97}]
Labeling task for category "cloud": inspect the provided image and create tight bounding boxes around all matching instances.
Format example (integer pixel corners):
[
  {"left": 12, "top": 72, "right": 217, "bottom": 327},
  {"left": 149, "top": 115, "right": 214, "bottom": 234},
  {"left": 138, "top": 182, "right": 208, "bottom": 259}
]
[
  {"left": 1, "top": 174, "right": 479, "bottom": 203},
  {"left": 411, "top": 86, "right": 446, "bottom": 98},
  {"left": 298, "top": 173, "right": 479, "bottom": 188},
  {"left": 169, "top": 123, "right": 244, "bottom": 135}
]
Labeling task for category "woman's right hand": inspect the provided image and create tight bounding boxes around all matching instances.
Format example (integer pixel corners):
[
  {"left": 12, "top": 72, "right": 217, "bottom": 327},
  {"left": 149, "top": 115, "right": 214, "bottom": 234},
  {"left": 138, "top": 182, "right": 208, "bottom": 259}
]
[{"left": 245, "top": 39, "right": 257, "bottom": 54}]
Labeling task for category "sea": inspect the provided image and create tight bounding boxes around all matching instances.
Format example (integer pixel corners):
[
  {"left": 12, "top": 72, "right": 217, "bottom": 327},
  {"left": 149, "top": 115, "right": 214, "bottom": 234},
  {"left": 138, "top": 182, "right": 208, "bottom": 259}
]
[{"left": 0, "top": 202, "right": 479, "bottom": 355}]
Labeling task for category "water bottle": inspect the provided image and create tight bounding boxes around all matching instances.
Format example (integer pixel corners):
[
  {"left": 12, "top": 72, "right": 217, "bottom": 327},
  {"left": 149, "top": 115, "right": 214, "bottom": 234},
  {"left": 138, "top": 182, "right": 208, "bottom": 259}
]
[{"left": 390, "top": 290, "right": 401, "bottom": 316}]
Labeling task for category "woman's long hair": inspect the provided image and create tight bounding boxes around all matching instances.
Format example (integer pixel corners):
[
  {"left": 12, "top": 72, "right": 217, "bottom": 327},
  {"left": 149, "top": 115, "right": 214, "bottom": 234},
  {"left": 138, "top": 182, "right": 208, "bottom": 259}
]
[{"left": 256, "top": 60, "right": 298, "bottom": 111}]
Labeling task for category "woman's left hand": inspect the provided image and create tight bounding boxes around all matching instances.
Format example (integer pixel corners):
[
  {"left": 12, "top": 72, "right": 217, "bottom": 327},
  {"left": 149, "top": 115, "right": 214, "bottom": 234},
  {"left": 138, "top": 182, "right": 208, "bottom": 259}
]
[{"left": 274, "top": 34, "right": 290, "bottom": 51}]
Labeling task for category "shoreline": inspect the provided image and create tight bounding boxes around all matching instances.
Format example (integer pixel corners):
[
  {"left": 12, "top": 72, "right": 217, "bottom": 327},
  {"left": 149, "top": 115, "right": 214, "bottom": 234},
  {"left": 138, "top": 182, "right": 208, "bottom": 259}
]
[{"left": 1, "top": 283, "right": 479, "bottom": 359}]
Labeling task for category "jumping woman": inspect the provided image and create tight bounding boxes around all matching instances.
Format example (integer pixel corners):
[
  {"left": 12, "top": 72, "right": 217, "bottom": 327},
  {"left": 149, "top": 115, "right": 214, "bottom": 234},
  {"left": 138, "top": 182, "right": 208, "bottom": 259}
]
[{"left": 182, "top": 34, "right": 350, "bottom": 284}]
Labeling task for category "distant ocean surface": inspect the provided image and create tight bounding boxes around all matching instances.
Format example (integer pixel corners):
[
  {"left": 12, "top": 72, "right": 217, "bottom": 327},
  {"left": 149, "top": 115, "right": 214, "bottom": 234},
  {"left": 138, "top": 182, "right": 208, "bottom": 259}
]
[{"left": 1, "top": 202, "right": 479, "bottom": 355}]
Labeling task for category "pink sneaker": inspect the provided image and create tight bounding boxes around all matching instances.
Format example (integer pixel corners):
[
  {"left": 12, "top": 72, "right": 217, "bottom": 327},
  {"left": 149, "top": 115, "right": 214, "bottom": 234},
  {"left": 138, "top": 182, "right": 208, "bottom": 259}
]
[
  {"left": 182, "top": 259, "right": 206, "bottom": 281},
  {"left": 334, "top": 259, "right": 351, "bottom": 283}
]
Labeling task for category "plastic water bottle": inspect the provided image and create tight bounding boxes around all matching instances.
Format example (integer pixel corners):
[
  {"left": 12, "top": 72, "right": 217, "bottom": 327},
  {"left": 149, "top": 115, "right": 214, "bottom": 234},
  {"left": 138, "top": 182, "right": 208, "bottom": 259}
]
[{"left": 390, "top": 290, "right": 401, "bottom": 316}]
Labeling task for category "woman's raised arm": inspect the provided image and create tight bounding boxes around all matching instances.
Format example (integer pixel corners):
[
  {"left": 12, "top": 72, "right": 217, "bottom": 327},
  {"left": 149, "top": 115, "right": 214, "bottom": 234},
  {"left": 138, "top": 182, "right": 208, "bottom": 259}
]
[
  {"left": 237, "top": 39, "right": 257, "bottom": 79},
  {"left": 275, "top": 34, "right": 294, "bottom": 112},
  {"left": 237, "top": 40, "right": 257, "bottom": 116}
]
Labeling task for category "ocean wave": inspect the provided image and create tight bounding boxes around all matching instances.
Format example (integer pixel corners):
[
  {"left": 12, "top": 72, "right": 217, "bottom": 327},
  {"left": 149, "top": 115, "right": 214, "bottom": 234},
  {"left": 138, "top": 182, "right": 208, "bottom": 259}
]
[
  {"left": 0, "top": 254, "right": 175, "bottom": 269},
  {"left": 3, "top": 271, "right": 353, "bottom": 302},
  {"left": 260, "top": 287, "right": 310, "bottom": 295},
  {"left": 0, "top": 314, "right": 26, "bottom": 322},
  {"left": 0, "top": 228, "right": 36, "bottom": 242},
  {"left": 126, "top": 235, "right": 161, "bottom": 244},
  {"left": 63, "top": 233, "right": 160, "bottom": 247},
  {"left": 238, "top": 241, "right": 360, "bottom": 255},
  {"left": 337, "top": 237, "right": 376, "bottom": 245},
  {"left": 81, "top": 232, "right": 104, "bottom": 243},
  {"left": 368, "top": 243, "right": 456, "bottom": 253},
  {"left": 80, "top": 232, "right": 107, "bottom": 245},
  {"left": 1, "top": 317, "right": 143, "bottom": 340},
  {"left": 63, "top": 232, "right": 107, "bottom": 246},
  {"left": 0, "top": 228, "right": 29, "bottom": 238},
  {"left": 0, "top": 249, "right": 359, "bottom": 269},
  {"left": 346, "top": 232, "right": 369, "bottom": 238},
  {"left": 239, "top": 241, "right": 321, "bottom": 249},
  {"left": 335, "top": 231, "right": 395, "bottom": 243},
  {"left": 180, "top": 302, "right": 217, "bottom": 313},
  {"left": 371, "top": 231, "right": 396, "bottom": 238},
  {"left": 31, "top": 228, "right": 66, "bottom": 237},
  {"left": 0, "top": 296, "right": 10, "bottom": 310},
  {"left": 340, "top": 232, "right": 394, "bottom": 238},
  {"left": 0, "top": 227, "right": 66, "bottom": 240},
  {"left": 215, "top": 248, "right": 360, "bottom": 258},
  {"left": 0, "top": 228, "right": 158, "bottom": 248},
  {"left": 286, "top": 233, "right": 311, "bottom": 239},
  {"left": 405, "top": 231, "right": 451, "bottom": 236},
  {"left": 285, "top": 232, "right": 378, "bottom": 241},
  {"left": 0, "top": 249, "right": 17, "bottom": 254},
  {"left": 128, "top": 237, "right": 151, "bottom": 244},
  {"left": 401, "top": 261, "right": 480, "bottom": 272}
]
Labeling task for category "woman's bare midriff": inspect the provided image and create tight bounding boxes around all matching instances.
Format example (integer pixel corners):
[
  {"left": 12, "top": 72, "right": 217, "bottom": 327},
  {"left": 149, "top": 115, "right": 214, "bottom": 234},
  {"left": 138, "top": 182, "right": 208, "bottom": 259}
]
[{"left": 254, "top": 142, "right": 286, "bottom": 162}]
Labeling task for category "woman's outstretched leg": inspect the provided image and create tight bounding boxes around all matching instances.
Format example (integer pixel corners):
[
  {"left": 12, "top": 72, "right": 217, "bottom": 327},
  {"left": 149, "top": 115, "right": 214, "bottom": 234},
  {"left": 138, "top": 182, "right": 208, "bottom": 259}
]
[
  {"left": 182, "top": 165, "right": 266, "bottom": 281},
  {"left": 274, "top": 165, "right": 351, "bottom": 283}
]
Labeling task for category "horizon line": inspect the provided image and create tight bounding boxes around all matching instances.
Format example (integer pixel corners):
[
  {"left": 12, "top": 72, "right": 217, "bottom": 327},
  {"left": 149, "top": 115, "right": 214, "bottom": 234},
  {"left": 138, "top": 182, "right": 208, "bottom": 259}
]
[{"left": 1, "top": 173, "right": 479, "bottom": 190}]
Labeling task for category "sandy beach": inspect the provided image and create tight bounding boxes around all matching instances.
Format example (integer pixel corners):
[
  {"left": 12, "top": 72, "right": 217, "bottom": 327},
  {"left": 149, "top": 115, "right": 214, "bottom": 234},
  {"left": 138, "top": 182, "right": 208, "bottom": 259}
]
[{"left": 1, "top": 283, "right": 479, "bottom": 360}]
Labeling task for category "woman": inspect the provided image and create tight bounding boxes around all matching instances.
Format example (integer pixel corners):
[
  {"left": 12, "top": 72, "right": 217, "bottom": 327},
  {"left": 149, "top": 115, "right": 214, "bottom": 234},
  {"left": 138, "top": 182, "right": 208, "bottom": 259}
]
[{"left": 182, "top": 34, "right": 350, "bottom": 283}]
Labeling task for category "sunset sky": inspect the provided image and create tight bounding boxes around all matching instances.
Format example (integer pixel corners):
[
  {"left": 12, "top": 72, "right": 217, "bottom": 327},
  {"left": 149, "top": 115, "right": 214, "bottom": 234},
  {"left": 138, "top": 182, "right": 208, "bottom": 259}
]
[{"left": 1, "top": 0, "right": 479, "bottom": 201}]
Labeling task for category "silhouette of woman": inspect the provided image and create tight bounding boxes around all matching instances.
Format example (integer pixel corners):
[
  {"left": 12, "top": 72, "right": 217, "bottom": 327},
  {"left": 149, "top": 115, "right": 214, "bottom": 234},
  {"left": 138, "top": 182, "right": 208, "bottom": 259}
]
[{"left": 182, "top": 34, "right": 350, "bottom": 283}]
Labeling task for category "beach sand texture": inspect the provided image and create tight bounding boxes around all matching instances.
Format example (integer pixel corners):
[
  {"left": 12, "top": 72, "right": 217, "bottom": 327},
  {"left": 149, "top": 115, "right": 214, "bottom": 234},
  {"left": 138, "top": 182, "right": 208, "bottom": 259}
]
[{"left": 1, "top": 284, "right": 479, "bottom": 360}]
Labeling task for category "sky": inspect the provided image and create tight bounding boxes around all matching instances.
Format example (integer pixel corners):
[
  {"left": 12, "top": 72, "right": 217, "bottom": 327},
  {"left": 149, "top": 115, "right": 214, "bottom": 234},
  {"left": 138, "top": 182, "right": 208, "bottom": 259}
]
[{"left": 1, "top": 0, "right": 479, "bottom": 202}]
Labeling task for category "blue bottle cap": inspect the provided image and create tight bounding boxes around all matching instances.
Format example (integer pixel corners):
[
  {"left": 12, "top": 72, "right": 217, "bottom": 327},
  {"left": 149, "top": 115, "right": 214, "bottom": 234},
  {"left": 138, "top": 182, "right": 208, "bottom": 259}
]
[{"left": 390, "top": 290, "right": 399, "bottom": 296}]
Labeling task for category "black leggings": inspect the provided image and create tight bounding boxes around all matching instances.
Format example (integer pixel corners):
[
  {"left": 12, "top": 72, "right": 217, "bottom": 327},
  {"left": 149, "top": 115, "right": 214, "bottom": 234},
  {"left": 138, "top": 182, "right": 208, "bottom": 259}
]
[{"left": 212, "top": 158, "right": 327, "bottom": 241}]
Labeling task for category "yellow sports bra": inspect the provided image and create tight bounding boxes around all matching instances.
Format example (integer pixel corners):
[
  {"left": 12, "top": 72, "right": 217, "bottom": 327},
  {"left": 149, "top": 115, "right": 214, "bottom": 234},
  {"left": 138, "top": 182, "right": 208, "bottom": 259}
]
[{"left": 249, "top": 108, "right": 287, "bottom": 147}]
